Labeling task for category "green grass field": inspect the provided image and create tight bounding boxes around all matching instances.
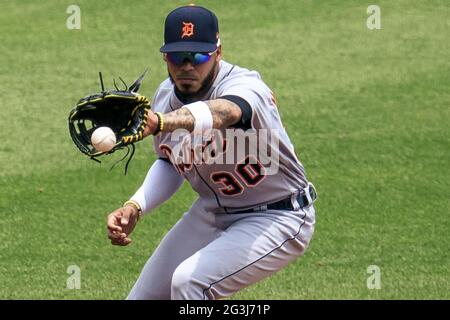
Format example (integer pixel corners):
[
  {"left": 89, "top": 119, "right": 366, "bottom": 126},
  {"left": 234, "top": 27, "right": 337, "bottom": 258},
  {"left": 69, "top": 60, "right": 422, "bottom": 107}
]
[{"left": 0, "top": 0, "right": 448, "bottom": 299}]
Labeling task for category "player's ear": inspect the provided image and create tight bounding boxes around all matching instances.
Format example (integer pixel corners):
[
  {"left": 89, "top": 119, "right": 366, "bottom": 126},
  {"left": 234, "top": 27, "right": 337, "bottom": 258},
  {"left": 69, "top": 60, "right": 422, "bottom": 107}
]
[
  {"left": 162, "top": 53, "right": 168, "bottom": 62},
  {"left": 215, "top": 45, "right": 222, "bottom": 62}
]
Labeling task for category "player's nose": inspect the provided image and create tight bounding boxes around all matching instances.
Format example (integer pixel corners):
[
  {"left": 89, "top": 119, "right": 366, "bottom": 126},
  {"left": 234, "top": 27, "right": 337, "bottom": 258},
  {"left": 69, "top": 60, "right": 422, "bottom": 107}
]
[{"left": 180, "top": 59, "right": 195, "bottom": 71}]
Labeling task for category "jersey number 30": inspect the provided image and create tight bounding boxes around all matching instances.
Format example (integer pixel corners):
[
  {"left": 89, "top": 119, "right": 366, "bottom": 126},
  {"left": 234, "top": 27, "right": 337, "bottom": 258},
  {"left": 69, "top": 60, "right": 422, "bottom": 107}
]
[{"left": 211, "top": 156, "right": 266, "bottom": 196}]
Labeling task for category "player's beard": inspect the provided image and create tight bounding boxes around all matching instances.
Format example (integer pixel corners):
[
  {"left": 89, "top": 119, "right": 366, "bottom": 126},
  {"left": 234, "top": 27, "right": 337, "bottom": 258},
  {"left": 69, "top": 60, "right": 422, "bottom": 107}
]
[{"left": 169, "top": 60, "right": 218, "bottom": 103}]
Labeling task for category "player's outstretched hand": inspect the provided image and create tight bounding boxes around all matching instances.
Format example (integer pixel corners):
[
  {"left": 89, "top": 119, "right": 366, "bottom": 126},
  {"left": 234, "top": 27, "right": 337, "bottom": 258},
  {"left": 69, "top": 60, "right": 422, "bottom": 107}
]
[{"left": 107, "top": 206, "right": 139, "bottom": 246}]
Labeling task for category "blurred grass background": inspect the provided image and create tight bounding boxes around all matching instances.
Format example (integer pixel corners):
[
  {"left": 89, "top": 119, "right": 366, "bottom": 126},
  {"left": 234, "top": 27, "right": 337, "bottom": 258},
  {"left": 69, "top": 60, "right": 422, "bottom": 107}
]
[{"left": 0, "top": 0, "right": 448, "bottom": 299}]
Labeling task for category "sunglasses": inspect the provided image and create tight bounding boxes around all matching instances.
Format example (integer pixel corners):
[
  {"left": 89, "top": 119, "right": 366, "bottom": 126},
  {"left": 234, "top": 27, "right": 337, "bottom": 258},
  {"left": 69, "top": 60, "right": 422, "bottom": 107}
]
[{"left": 165, "top": 51, "right": 216, "bottom": 66}]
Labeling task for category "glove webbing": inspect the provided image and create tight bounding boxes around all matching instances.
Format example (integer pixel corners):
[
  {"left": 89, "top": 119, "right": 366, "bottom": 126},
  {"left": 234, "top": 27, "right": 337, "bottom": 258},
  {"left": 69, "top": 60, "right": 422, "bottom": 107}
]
[{"left": 90, "top": 144, "right": 136, "bottom": 175}]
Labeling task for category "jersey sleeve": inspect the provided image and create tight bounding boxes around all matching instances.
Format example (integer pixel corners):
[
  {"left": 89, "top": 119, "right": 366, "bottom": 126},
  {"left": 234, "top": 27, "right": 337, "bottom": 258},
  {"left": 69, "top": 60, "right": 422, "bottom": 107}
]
[{"left": 217, "top": 76, "right": 279, "bottom": 130}]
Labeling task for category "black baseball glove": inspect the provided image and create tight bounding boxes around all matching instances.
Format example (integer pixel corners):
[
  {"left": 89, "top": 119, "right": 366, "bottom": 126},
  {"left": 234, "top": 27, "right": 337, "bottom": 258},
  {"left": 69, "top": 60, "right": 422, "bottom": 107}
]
[{"left": 68, "top": 70, "right": 151, "bottom": 172}]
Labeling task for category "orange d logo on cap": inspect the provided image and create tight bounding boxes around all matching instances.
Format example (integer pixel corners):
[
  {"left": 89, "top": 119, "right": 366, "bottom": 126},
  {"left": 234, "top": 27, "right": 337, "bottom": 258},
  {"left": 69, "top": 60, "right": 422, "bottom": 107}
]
[{"left": 181, "top": 22, "right": 194, "bottom": 38}]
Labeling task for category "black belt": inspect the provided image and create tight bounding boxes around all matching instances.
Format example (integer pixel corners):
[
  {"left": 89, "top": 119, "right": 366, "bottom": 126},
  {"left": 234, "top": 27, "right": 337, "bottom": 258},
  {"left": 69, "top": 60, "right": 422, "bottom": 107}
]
[{"left": 230, "top": 183, "right": 317, "bottom": 214}]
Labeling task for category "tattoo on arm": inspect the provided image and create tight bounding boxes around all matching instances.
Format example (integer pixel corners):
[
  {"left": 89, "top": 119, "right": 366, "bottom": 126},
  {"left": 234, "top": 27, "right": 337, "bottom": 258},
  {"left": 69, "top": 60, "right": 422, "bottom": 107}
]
[
  {"left": 163, "top": 108, "right": 195, "bottom": 132},
  {"left": 162, "top": 99, "right": 242, "bottom": 132},
  {"left": 206, "top": 99, "right": 242, "bottom": 129}
]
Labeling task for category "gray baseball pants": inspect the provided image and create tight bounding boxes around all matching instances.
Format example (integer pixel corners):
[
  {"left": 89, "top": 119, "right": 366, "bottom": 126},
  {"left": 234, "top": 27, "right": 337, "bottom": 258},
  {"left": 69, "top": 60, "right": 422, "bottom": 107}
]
[{"left": 127, "top": 199, "right": 315, "bottom": 300}]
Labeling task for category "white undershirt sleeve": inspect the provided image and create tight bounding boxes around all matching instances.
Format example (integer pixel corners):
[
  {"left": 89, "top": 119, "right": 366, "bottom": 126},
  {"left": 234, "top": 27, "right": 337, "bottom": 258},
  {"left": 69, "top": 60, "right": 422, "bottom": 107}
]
[{"left": 130, "top": 159, "right": 184, "bottom": 216}]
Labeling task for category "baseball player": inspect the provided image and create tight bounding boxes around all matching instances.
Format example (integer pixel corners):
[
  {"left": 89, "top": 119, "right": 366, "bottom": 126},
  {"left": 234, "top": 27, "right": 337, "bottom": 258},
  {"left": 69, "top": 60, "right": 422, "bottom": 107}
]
[{"left": 107, "top": 5, "right": 317, "bottom": 300}]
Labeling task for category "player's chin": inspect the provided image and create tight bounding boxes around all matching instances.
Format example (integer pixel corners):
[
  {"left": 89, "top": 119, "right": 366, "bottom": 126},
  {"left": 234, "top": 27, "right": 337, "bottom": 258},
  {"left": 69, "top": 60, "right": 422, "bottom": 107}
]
[{"left": 176, "top": 82, "right": 200, "bottom": 94}]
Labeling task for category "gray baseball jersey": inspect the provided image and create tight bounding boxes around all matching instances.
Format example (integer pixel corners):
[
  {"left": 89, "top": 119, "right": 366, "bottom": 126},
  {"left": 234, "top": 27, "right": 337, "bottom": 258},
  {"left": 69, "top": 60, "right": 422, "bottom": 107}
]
[
  {"left": 151, "top": 60, "right": 309, "bottom": 213},
  {"left": 128, "top": 60, "right": 316, "bottom": 300}
]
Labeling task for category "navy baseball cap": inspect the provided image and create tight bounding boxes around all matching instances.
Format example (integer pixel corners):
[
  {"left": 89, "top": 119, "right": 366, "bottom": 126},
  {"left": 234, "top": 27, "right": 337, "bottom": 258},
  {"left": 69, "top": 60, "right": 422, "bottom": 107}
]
[{"left": 160, "top": 5, "right": 220, "bottom": 53}]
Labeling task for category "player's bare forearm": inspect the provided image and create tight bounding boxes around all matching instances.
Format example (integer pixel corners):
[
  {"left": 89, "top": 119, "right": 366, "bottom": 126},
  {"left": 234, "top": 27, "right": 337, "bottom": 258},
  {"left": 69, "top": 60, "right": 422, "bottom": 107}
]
[
  {"left": 163, "top": 107, "right": 195, "bottom": 132},
  {"left": 165, "top": 99, "right": 242, "bottom": 131},
  {"left": 145, "top": 99, "right": 242, "bottom": 136}
]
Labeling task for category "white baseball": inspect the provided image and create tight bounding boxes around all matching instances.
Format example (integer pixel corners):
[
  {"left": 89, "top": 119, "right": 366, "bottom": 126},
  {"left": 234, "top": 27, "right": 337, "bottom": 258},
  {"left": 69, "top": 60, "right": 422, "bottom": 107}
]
[{"left": 91, "top": 127, "right": 116, "bottom": 152}]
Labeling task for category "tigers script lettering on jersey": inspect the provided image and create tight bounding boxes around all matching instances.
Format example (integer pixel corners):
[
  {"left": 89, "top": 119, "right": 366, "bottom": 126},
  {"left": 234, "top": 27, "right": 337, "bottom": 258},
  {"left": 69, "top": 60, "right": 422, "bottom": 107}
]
[{"left": 151, "top": 60, "right": 307, "bottom": 213}]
